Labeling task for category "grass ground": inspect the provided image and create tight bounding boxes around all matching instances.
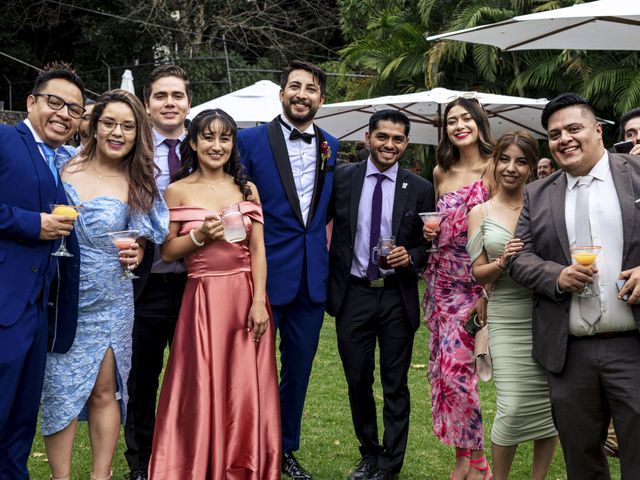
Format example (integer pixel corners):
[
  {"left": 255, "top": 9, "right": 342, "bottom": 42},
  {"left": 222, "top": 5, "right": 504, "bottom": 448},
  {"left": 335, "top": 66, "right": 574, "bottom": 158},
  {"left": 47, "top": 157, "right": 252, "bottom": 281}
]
[{"left": 28, "top": 298, "right": 622, "bottom": 479}]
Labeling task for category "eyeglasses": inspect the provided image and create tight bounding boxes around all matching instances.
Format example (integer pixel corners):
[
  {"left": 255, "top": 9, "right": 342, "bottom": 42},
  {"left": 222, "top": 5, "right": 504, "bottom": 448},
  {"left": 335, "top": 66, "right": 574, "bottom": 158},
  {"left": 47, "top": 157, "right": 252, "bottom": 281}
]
[
  {"left": 97, "top": 118, "right": 137, "bottom": 135},
  {"left": 33, "top": 93, "right": 85, "bottom": 119}
]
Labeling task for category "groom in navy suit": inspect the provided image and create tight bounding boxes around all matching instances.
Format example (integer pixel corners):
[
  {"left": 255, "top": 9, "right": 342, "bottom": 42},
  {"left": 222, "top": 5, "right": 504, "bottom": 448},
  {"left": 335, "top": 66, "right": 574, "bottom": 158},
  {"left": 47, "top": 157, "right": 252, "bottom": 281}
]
[
  {"left": 0, "top": 65, "right": 81, "bottom": 479},
  {"left": 238, "top": 60, "right": 338, "bottom": 479}
]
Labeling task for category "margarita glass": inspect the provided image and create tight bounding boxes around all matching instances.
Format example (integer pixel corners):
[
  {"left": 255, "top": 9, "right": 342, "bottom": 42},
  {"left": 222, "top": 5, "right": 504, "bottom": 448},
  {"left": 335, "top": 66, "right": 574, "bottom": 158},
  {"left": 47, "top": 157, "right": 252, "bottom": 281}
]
[
  {"left": 50, "top": 204, "right": 80, "bottom": 257},
  {"left": 419, "top": 212, "right": 447, "bottom": 252},
  {"left": 570, "top": 245, "right": 602, "bottom": 298},
  {"left": 108, "top": 229, "right": 140, "bottom": 280}
]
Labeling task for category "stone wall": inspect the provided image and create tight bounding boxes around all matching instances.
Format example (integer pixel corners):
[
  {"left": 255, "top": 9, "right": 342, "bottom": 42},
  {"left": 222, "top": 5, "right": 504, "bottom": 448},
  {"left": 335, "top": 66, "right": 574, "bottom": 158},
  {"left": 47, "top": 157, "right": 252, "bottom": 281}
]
[{"left": 0, "top": 110, "right": 27, "bottom": 125}]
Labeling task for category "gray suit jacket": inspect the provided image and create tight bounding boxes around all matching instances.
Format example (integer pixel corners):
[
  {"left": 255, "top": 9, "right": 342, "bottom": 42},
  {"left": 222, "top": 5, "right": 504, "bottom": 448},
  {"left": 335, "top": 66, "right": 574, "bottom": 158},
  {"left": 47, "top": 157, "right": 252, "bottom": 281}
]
[{"left": 509, "top": 152, "right": 640, "bottom": 373}]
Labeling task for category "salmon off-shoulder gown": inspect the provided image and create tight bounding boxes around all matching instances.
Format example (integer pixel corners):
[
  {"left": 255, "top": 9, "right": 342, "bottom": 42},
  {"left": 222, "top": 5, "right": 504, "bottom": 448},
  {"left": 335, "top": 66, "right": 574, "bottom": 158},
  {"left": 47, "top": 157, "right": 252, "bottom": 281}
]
[{"left": 149, "top": 201, "right": 281, "bottom": 480}]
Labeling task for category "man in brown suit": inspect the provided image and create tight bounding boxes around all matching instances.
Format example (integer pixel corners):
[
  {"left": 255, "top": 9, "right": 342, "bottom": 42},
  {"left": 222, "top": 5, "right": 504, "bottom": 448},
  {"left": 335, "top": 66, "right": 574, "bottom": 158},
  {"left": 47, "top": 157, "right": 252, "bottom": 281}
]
[{"left": 509, "top": 93, "right": 640, "bottom": 480}]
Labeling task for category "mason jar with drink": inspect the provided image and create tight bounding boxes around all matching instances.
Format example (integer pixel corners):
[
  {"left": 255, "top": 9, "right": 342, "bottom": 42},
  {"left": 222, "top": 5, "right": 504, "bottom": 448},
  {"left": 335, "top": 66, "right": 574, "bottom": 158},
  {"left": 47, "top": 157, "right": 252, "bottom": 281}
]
[
  {"left": 221, "top": 203, "right": 247, "bottom": 243},
  {"left": 372, "top": 235, "right": 396, "bottom": 269}
]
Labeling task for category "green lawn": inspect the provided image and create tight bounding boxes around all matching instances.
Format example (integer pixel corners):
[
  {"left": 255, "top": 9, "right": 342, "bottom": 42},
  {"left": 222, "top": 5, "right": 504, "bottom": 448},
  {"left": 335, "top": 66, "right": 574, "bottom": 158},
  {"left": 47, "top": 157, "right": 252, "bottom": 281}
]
[{"left": 28, "top": 300, "right": 622, "bottom": 479}]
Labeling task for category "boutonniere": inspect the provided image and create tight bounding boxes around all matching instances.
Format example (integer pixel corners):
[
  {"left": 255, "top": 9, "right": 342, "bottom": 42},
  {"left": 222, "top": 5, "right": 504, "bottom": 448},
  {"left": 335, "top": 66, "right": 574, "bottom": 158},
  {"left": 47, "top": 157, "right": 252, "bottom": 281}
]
[{"left": 320, "top": 141, "right": 331, "bottom": 172}]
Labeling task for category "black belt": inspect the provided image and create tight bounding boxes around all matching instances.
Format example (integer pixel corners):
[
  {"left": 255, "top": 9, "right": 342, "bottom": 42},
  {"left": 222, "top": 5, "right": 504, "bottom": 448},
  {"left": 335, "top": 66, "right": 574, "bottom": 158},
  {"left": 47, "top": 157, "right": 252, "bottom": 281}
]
[
  {"left": 569, "top": 330, "right": 639, "bottom": 340},
  {"left": 349, "top": 274, "right": 399, "bottom": 289},
  {"left": 149, "top": 272, "right": 188, "bottom": 283}
]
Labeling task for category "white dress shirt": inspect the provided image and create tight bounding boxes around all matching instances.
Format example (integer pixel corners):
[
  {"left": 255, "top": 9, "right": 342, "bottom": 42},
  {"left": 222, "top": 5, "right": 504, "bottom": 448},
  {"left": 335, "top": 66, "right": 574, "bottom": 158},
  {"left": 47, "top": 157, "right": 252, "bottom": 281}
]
[
  {"left": 151, "top": 129, "right": 186, "bottom": 274},
  {"left": 564, "top": 152, "right": 635, "bottom": 335},
  {"left": 350, "top": 159, "right": 398, "bottom": 278},
  {"left": 24, "top": 119, "right": 53, "bottom": 162},
  {"left": 280, "top": 114, "right": 316, "bottom": 226}
]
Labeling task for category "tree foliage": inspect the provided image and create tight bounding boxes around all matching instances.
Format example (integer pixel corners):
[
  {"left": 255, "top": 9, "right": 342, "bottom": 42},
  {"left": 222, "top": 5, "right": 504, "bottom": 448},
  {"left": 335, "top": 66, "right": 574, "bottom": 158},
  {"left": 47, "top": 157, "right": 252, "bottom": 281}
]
[
  {"left": 338, "top": 0, "right": 640, "bottom": 122},
  {"left": 0, "top": 0, "right": 342, "bottom": 108}
]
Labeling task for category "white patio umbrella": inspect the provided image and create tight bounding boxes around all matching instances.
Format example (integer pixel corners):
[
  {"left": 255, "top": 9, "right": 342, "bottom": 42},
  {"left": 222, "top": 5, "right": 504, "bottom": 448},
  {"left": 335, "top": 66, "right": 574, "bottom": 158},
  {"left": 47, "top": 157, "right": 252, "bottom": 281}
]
[
  {"left": 315, "top": 87, "right": 549, "bottom": 144},
  {"left": 120, "top": 69, "right": 135, "bottom": 94},
  {"left": 188, "top": 80, "right": 282, "bottom": 128},
  {"left": 426, "top": 0, "right": 640, "bottom": 51}
]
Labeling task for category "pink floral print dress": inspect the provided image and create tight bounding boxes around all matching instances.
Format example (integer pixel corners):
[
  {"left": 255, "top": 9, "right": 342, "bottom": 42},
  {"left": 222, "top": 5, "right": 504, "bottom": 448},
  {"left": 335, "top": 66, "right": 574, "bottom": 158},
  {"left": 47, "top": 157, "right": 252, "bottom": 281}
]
[{"left": 423, "top": 179, "right": 489, "bottom": 449}]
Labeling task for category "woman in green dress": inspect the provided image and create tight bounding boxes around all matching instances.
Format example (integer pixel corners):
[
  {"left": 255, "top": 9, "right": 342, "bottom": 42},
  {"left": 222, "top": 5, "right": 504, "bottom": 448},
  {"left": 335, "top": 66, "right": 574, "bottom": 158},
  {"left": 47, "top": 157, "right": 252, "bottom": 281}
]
[{"left": 467, "top": 131, "right": 558, "bottom": 480}]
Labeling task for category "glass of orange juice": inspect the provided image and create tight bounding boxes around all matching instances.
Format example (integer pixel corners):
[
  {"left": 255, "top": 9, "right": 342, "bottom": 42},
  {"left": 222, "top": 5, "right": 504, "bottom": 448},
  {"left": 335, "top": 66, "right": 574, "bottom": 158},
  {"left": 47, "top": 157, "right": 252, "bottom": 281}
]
[
  {"left": 570, "top": 245, "right": 602, "bottom": 297},
  {"left": 107, "top": 229, "right": 140, "bottom": 279},
  {"left": 50, "top": 204, "right": 80, "bottom": 257},
  {"left": 419, "top": 212, "right": 447, "bottom": 252}
]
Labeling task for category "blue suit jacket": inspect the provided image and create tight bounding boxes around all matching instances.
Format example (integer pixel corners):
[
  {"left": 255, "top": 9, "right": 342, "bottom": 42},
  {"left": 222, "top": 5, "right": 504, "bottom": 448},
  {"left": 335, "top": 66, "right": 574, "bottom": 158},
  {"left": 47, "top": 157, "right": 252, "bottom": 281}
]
[
  {"left": 0, "top": 122, "right": 79, "bottom": 355},
  {"left": 238, "top": 117, "right": 339, "bottom": 305}
]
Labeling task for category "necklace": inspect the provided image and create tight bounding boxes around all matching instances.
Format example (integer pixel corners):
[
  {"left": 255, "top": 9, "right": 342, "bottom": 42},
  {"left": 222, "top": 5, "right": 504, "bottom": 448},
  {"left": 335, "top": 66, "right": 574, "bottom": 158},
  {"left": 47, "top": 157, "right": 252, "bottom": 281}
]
[
  {"left": 91, "top": 163, "right": 123, "bottom": 179},
  {"left": 196, "top": 175, "right": 227, "bottom": 191},
  {"left": 492, "top": 198, "right": 523, "bottom": 211}
]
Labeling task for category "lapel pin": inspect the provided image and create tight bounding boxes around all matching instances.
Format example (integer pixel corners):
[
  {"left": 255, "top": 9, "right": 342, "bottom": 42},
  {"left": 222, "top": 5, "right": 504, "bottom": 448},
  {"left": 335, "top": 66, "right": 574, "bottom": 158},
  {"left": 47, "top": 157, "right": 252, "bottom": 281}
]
[{"left": 402, "top": 182, "right": 408, "bottom": 189}]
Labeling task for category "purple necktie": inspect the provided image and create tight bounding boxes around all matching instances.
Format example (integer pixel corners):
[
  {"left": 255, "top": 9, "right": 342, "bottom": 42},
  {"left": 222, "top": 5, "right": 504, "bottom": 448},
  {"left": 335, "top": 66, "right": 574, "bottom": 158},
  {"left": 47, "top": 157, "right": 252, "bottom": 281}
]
[
  {"left": 367, "top": 173, "right": 385, "bottom": 280},
  {"left": 163, "top": 139, "right": 181, "bottom": 177}
]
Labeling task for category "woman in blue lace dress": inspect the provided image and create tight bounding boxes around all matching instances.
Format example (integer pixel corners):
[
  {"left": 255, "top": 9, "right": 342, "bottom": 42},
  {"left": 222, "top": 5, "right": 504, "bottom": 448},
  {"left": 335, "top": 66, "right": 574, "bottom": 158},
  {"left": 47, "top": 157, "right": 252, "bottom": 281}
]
[{"left": 41, "top": 90, "right": 169, "bottom": 480}]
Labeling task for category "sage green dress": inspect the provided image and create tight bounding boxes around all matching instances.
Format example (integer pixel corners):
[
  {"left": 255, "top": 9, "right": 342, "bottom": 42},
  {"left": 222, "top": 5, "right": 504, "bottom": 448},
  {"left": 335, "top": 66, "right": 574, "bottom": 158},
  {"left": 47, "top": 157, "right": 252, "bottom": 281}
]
[{"left": 467, "top": 212, "right": 556, "bottom": 446}]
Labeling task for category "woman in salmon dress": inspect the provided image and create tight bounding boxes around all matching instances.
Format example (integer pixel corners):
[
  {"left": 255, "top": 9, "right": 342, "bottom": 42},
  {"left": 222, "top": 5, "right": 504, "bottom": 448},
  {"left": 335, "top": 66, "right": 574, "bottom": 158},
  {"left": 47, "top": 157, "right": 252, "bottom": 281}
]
[
  {"left": 149, "top": 109, "right": 281, "bottom": 479},
  {"left": 423, "top": 96, "right": 496, "bottom": 480}
]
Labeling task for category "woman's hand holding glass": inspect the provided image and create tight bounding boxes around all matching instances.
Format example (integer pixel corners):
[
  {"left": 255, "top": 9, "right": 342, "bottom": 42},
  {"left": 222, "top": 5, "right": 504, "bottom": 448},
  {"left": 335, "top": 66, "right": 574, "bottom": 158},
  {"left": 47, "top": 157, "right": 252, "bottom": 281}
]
[
  {"left": 247, "top": 300, "right": 269, "bottom": 343},
  {"left": 422, "top": 219, "right": 440, "bottom": 241},
  {"left": 199, "top": 214, "right": 224, "bottom": 242},
  {"left": 118, "top": 241, "right": 142, "bottom": 271}
]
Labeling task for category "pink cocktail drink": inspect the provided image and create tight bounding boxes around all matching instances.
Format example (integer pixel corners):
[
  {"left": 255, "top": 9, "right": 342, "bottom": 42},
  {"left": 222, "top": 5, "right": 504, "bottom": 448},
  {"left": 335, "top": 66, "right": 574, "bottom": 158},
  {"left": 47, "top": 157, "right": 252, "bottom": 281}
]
[
  {"left": 419, "top": 212, "right": 446, "bottom": 253},
  {"left": 107, "top": 229, "right": 141, "bottom": 280},
  {"left": 113, "top": 237, "right": 135, "bottom": 251},
  {"left": 425, "top": 218, "right": 442, "bottom": 230}
]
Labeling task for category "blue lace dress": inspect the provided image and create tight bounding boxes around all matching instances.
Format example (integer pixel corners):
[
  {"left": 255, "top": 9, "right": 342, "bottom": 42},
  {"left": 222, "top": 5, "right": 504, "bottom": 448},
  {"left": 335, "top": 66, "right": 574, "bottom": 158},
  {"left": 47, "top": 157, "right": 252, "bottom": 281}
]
[{"left": 40, "top": 181, "right": 169, "bottom": 436}]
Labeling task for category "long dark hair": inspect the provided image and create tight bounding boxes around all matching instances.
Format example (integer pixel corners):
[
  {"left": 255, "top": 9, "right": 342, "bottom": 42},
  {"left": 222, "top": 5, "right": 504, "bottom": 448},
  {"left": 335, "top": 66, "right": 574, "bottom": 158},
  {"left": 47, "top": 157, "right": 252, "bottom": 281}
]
[
  {"left": 436, "top": 97, "right": 495, "bottom": 171},
  {"left": 176, "top": 109, "right": 251, "bottom": 200},
  {"left": 492, "top": 130, "right": 539, "bottom": 185},
  {"left": 79, "top": 89, "right": 158, "bottom": 212}
]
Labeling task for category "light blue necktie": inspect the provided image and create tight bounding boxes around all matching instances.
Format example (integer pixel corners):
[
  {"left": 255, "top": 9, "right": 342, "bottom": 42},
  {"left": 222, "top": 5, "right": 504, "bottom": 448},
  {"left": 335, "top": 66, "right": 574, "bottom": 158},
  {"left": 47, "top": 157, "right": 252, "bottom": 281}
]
[{"left": 40, "top": 143, "right": 59, "bottom": 186}]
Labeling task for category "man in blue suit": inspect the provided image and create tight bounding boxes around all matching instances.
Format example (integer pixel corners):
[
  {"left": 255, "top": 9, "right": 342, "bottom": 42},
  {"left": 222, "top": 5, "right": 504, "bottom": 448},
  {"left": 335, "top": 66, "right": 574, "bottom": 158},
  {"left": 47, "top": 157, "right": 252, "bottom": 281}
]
[
  {"left": 0, "top": 65, "right": 82, "bottom": 479},
  {"left": 238, "top": 59, "right": 338, "bottom": 479}
]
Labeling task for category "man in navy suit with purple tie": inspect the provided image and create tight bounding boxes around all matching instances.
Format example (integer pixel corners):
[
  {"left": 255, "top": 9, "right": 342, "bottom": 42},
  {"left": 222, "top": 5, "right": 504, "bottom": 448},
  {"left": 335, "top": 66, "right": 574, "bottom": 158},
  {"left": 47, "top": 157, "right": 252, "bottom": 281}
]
[{"left": 0, "top": 64, "right": 82, "bottom": 479}]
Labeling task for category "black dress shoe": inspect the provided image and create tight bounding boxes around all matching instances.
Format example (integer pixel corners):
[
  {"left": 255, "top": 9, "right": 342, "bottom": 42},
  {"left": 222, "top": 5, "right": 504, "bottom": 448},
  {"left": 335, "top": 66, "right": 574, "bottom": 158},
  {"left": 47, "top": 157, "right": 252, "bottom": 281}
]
[
  {"left": 282, "top": 451, "right": 313, "bottom": 479},
  {"left": 348, "top": 456, "right": 377, "bottom": 479},
  {"left": 129, "top": 470, "right": 148, "bottom": 480},
  {"left": 368, "top": 468, "right": 398, "bottom": 480}
]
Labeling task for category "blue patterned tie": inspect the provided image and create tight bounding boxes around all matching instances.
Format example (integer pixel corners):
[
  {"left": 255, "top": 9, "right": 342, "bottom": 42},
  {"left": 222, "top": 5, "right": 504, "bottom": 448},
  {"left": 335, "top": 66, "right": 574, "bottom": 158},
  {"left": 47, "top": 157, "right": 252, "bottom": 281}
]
[
  {"left": 40, "top": 143, "right": 59, "bottom": 185},
  {"left": 367, "top": 173, "right": 385, "bottom": 280}
]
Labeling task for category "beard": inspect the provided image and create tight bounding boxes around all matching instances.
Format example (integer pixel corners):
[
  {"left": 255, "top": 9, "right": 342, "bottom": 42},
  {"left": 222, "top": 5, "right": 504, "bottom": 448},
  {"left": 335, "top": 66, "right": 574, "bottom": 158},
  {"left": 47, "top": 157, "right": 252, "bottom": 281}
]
[{"left": 282, "top": 99, "right": 318, "bottom": 126}]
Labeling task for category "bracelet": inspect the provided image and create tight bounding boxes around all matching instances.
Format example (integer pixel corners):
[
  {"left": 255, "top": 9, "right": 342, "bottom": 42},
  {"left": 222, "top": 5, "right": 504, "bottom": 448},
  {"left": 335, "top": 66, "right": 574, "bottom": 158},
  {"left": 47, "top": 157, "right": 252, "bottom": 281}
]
[
  {"left": 189, "top": 229, "right": 205, "bottom": 247},
  {"left": 494, "top": 259, "right": 504, "bottom": 272}
]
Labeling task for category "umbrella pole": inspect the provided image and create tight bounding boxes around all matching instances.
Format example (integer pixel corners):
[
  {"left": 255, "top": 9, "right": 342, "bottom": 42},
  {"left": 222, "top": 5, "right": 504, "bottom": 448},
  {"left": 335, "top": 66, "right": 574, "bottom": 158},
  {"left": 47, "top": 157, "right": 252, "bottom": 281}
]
[{"left": 437, "top": 103, "right": 442, "bottom": 144}]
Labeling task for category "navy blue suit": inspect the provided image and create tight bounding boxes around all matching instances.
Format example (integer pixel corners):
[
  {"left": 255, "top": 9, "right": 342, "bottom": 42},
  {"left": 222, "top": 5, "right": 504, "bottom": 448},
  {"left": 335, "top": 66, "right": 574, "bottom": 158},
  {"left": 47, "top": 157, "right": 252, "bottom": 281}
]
[
  {"left": 238, "top": 117, "right": 338, "bottom": 452},
  {"left": 0, "top": 122, "right": 79, "bottom": 479}
]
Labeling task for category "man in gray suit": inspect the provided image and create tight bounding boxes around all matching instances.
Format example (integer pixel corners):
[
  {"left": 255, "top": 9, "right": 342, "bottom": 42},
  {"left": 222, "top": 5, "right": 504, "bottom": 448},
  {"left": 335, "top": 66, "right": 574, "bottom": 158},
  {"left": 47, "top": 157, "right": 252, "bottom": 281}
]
[{"left": 510, "top": 93, "right": 640, "bottom": 480}]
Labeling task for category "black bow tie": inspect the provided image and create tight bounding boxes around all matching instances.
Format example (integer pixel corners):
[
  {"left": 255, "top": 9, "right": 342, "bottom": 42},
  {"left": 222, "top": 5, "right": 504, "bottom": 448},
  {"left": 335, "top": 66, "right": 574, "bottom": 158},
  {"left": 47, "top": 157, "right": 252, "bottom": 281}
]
[{"left": 289, "top": 129, "right": 315, "bottom": 144}]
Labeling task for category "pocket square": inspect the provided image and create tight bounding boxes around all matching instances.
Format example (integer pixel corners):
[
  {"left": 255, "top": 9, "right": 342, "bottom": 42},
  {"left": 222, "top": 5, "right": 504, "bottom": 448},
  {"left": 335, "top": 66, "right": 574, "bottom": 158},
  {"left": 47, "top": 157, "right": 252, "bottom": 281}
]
[
  {"left": 403, "top": 210, "right": 416, "bottom": 217},
  {"left": 635, "top": 197, "right": 640, "bottom": 205}
]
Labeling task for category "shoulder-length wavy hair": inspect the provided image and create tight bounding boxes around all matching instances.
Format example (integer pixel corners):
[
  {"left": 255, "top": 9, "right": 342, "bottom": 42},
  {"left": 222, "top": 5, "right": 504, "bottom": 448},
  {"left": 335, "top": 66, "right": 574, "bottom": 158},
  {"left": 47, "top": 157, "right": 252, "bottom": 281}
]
[
  {"left": 436, "top": 97, "right": 495, "bottom": 171},
  {"left": 492, "top": 130, "right": 539, "bottom": 184},
  {"left": 79, "top": 89, "right": 158, "bottom": 212},
  {"left": 175, "top": 109, "right": 251, "bottom": 200}
]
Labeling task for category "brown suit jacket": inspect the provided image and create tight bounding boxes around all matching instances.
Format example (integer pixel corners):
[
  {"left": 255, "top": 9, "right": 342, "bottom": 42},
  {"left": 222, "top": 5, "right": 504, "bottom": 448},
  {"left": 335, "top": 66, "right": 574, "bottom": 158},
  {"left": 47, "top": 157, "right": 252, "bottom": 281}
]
[{"left": 509, "top": 152, "right": 640, "bottom": 373}]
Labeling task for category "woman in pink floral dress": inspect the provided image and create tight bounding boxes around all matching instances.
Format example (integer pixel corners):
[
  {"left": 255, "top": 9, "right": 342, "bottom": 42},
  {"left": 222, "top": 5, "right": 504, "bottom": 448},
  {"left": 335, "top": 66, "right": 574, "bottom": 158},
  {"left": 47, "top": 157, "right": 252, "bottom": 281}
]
[{"left": 423, "top": 97, "right": 496, "bottom": 480}]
